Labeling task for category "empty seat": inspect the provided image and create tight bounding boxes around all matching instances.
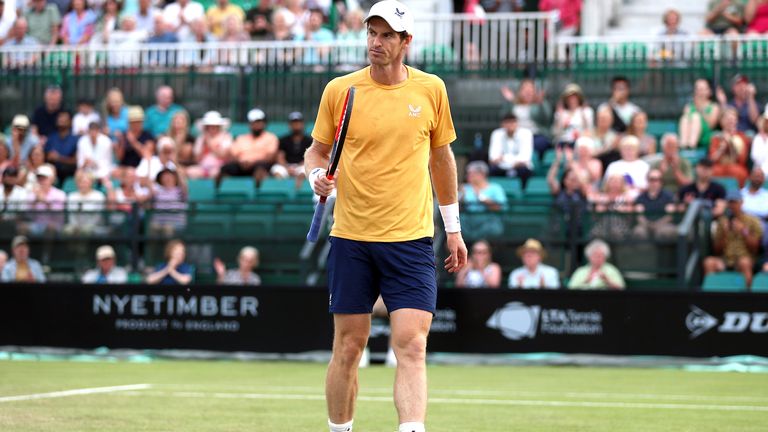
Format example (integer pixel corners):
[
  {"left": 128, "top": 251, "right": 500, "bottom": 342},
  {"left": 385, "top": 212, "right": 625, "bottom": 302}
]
[
  {"left": 701, "top": 271, "right": 747, "bottom": 292},
  {"left": 218, "top": 177, "right": 256, "bottom": 200},
  {"left": 187, "top": 178, "right": 216, "bottom": 202},
  {"left": 752, "top": 272, "right": 768, "bottom": 292}
]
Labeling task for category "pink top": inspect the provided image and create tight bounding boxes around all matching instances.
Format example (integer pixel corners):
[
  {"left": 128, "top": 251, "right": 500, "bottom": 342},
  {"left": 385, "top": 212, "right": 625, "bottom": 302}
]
[
  {"left": 539, "top": 0, "right": 582, "bottom": 29},
  {"left": 748, "top": 3, "right": 768, "bottom": 33}
]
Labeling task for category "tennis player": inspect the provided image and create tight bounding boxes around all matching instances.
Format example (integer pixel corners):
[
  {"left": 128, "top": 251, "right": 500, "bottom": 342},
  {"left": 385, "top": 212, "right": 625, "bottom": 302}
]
[{"left": 304, "top": 1, "right": 467, "bottom": 431}]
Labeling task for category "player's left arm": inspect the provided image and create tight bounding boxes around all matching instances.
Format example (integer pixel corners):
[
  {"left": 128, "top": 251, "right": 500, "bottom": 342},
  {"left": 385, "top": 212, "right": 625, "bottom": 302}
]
[{"left": 430, "top": 144, "right": 467, "bottom": 273}]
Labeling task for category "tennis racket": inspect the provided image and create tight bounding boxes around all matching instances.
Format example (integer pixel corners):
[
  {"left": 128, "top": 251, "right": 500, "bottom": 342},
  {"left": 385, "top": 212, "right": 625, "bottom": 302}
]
[{"left": 306, "top": 85, "right": 356, "bottom": 242}]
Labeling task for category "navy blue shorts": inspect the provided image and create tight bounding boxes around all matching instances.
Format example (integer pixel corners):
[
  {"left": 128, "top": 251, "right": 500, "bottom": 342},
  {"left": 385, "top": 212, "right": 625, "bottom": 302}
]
[{"left": 327, "top": 236, "right": 437, "bottom": 314}]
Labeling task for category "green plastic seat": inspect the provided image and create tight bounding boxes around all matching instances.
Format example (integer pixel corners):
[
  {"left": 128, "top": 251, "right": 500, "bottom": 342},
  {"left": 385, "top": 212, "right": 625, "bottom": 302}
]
[
  {"left": 258, "top": 178, "right": 295, "bottom": 201},
  {"left": 492, "top": 177, "right": 523, "bottom": 199},
  {"left": 752, "top": 272, "right": 768, "bottom": 292},
  {"left": 701, "top": 271, "right": 747, "bottom": 292},
  {"left": 712, "top": 176, "right": 740, "bottom": 193},
  {"left": 187, "top": 178, "right": 216, "bottom": 202},
  {"left": 218, "top": 177, "right": 256, "bottom": 200}
]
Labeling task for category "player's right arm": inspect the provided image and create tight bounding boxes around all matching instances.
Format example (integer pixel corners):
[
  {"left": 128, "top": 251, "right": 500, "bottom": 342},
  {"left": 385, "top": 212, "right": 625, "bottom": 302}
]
[{"left": 304, "top": 139, "right": 335, "bottom": 196}]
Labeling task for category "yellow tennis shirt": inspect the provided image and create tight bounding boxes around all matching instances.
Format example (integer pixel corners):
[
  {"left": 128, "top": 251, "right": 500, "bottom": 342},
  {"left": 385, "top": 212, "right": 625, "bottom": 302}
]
[{"left": 312, "top": 66, "right": 457, "bottom": 242}]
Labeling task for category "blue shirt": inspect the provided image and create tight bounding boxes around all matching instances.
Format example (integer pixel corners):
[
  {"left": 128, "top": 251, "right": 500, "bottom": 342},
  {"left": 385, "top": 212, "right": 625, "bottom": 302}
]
[
  {"left": 154, "top": 262, "right": 193, "bottom": 285},
  {"left": 106, "top": 106, "right": 129, "bottom": 139},
  {"left": 1, "top": 259, "right": 46, "bottom": 282},
  {"left": 461, "top": 182, "right": 508, "bottom": 213},
  {"left": 5, "top": 133, "right": 40, "bottom": 163},
  {"left": 45, "top": 132, "right": 79, "bottom": 157},
  {"left": 144, "top": 104, "right": 182, "bottom": 137}
]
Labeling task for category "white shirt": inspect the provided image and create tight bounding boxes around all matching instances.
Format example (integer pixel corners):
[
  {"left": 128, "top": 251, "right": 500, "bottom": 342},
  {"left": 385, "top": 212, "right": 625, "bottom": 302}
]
[
  {"left": 555, "top": 106, "right": 594, "bottom": 143},
  {"left": 751, "top": 133, "right": 768, "bottom": 170},
  {"left": 604, "top": 159, "right": 650, "bottom": 190},
  {"left": 0, "top": 5, "right": 16, "bottom": 40},
  {"left": 488, "top": 126, "right": 534, "bottom": 170},
  {"left": 136, "top": 156, "right": 176, "bottom": 182},
  {"left": 163, "top": 0, "right": 204, "bottom": 38},
  {"left": 82, "top": 266, "right": 128, "bottom": 284},
  {"left": 67, "top": 189, "right": 106, "bottom": 227},
  {"left": 77, "top": 133, "right": 114, "bottom": 179},
  {"left": 741, "top": 186, "right": 768, "bottom": 220},
  {"left": 72, "top": 112, "right": 101, "bottom": 136},
  {"left": 0, "top": 185, "right": 28, "bottom": 211},
  {"left": 508, "top": 264, "right": 560, "bottom": 289}
]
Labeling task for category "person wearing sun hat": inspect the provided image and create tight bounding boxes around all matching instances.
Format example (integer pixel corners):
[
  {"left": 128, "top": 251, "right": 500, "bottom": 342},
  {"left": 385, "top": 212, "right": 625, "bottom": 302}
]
[
  {"left": 81, "top": 245, "right": 128, "bottom": 284},
  {"left": 1, "top": 235, "right": 46, "bottom": 282},
  {"left": 189, "top": 110, "right": 232, "bottom": 179},
  {"left": 553, "top": 82, "right": 594, "bottom": 149},
  {"left": 507, "top": 238, "right": 560, "bottom": 289}
]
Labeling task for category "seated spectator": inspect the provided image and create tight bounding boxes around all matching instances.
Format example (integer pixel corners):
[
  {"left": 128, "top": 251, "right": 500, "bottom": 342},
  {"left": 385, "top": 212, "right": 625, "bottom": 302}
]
[
  {"left": 72, "top": 98, "right": 100, "bottom": 136},
  {"left": 499, "top": 79, "right": 552, "bottom": 160},
  {"left": 149, "top": 168, "right": 187, "bottom": 235},
  {"left": 137, "top": 136, "right": 177, "bottom": 187},
  {"left": 93, "top": 0, "right": 121, "bottom": 42},
  {"left": 162, "top": 0, "right": 204, "bottom": 39},
  {"left": 741, "top": 167, "right": 768, "bottom": 254},
  {"left": 25, "top": 0, "right": 62, "bottom": 46},
  {"left": 269, "top": 7, "right": 295, "bottom": 41},
  {"left": 626, "top": 111, "right": 656, "bottom": 157},
  {"left": 593, "top": 106, "right": 620, "bottom": 168},
  {"left": 679, "top": 79, "right": 720, "bottom": 149},
  {"left": 277, "top": 0, "right": 309, "bottom": 38},
  {"left": 659, "top": 8, "right": 687, "bottom": 35},
  {"left": 107, "top": 166, "right": 150, "bottom": 213},
  {"left": 99, "top": 16, "right": 148, "bottom": 65},
  {"left": 104, "top": 88, "right": 129, "bottom": 140},
  {"left": 0, "top": 167, "right": 27, "bottom": 212},
  {"left": 598, "top": 76, "right": 641, "bottom": 134},
  {"left": 538, "top": 0, "right": 580, "bottom": 36},
  {"left": 179, "top": 18, "right": 216, "bottom": 65},
  {"left": 751, "top": 113, "right": 768, "bottom": 172},
  {"left": 146, "top": 239, "right": 193, "bottom": 285},
  {"left": 3, "top": 18, "right": 40, "bottom": 67},
  {"left": 703, "top": 190, "right": 763, "bottom": 289},
  {"left": 274, "top": 111, "right": 312, "bottom": 182},
  {"left": 244, "top": 0, "right": 274, "bottom": 40},
  {"left": 0, "top": 235, "right": 46, "bottom": 282},
  {"left": 214, "top": 246, "right": 261, "bottom": 285},
  {"left": 649, "top": 133, "right": 693, "bottom": 195},
  {"left": 633, "top": 169, "right": 677, "bottom": 240},
  {"left": 548, "top": 163, "right": 589, "bottom": 214},
  {"left": 568, "top": 239, "right": 626, "bottom": 290},
  {"left": 5, "top": 115, "right": 39, "bottom": 166},
  {"left": 31, "top": 84, "right": 66, "bottom": 141},
  {"left": 589, "top": 173, "right": 635, "bottom": 239},
  {"left": 488, "top": 112, "right": 533, "bottom": 188},
  {"left": 117, "top": 106, "right": 155, "bottom": 170},
  {"left": 454, "top": 239, "right": 501, "bottom": 288},
  {"left": 709, "top": 108, "right": 750, "bottom": 187},
  {"left": 716, "top": 74, "right": 759, "bottom": 134},
  {"left": 147, "top": 15, "right": 179, "bottom": 44},
  {"left": 746, "top": 0, "right": 768, "bottom": 34},
  {"left": 705, "top": 0, "right": 745, "bottom": 35},
  {"left": 77, "top": 122, "right": 113, "bottom": 181},
  {"left": 18, "top": 146, "right": 46, "bottom": 191},
  {"left": 167, "top": 110, "right": 196, "bottom": 168},
  {"left": 44, "top": 110, "right": 79, "bottom": 182},
  {"left": 188, "top": 111, "right": 232, "bottom": 179},
  {"left": 335, "top": 7, "right": 366, "bottom": 43},
  {"left": 552, "top": 84, "right": 593, "bottom": 149},
  {"left": 678, "top": 158, "right": 727, "bottom": 215},
  {"left": 144, "top": 85, "right": 183, "bottom": 137},
  {"left": 131, "top": 0, "right": 160, "bottom": 34},
  {"left": 219, "top": 13, "right": 249, "bottom": 42},
  {"left": 603, "top": 135, "right": 650, "bottom": 192},
  {"left": 459, "top": 161, "right": 508, "bottom": 240},
  {"left": 206, "top": 0, "right": 244, "bottom": 38},
  {"left": 295, "top": 8, "right": 334, "bottom": 64},
  {"left": 508, "top": 238, "right": 560, "bottom": 289},
  {"left": 568, "top": 137, "right": 603, "bottom": 194},
  {"left": 0, "top": 250, "right": 6, "bottom": 275},
  {"left": 65, "top": 170, "right": 106, "bottom": 234},
  {"left": 59, "top": 0, "right": 96, "bottom": 45},
  {"left": 81, "top": 245, "right": 128, "bottom": 284}
]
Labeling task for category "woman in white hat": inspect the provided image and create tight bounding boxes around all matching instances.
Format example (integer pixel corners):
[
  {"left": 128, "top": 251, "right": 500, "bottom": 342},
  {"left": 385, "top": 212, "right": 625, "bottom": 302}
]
[{"left": 188, "top": 111, "right": 232, "bottom": 179}]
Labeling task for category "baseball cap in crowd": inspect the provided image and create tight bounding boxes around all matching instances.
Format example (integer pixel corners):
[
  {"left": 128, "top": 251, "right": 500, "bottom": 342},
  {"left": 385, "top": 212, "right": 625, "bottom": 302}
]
[
  {"left": 127, "top": 106, "right": 145, "bottom": 122},
  {"left": 12, "top": 114, "right": 30, "bottom": 129},
  {"left": 96, "top": 245, "right": 116, "bottom": 261},
  {"left": 36, "top": 164, "right": 55, "bottom": 178},
  {"left": 726, "top": 189, "right": 743, "bottom": 202},
  {"left": 732, "top": 74, "right": 749, "bottom": 85},
  {"left": 364, "top": 0, "right": 414, "bottom": 35},
  {"left": 157, "top": 136, "right": 175, "bottom": 151},
  {"left": 288, "top": 111, "right": 304, "bottom": 122},
  {"left": 247, "top": 108, "right": 266, "bottom": 123},
  {"left": 697, "top": 158, "right": 714, "bottom": 168},
  {"left": 11, "top": 235, "right": 28, "bottom": 249}
]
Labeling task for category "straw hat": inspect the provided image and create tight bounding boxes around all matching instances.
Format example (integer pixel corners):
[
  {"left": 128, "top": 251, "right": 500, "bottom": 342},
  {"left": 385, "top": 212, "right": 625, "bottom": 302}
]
[
  {"left": 196, "top": 111, "right": 230, "bottom": 130},
  {"left": 516, "top": 238, "right": 547, "bottom": 259}
]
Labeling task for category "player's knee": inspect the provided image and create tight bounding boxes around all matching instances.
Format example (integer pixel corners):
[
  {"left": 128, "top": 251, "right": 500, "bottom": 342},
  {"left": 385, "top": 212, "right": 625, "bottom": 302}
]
[
  {"left": 392, "top": 334, "right": 427, "bottom": 365},
  {"left": 334, "top": 333, "right": 368, "bottom": 366}
]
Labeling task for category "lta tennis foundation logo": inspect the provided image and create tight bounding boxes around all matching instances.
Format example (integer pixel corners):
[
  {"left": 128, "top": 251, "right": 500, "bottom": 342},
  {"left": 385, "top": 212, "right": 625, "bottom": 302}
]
[
  {"left": 486, "top": 302, "right": 602, "bottom": 340},
  {"left": 686, "top": 305, "right": 768, "bottom": 339}
]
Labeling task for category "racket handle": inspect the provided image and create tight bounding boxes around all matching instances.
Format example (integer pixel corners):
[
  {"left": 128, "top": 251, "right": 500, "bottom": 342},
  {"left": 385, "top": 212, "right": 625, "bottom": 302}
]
[{"left": 306, "top": 199, "right": 327, "bottom": 242}]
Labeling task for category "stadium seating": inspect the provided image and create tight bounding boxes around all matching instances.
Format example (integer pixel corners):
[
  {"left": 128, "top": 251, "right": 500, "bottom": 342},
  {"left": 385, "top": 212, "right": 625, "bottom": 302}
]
[
  {"left": 218, "top": 177, "right": 256, "bottom": 200},
  {"left": 701, "top": 272, "right": 747, "bottom": 292},
  {"left": 187, "top": 179, "right": 216, "bottom": 202},
  {"left": 752, "top": 272, "right": 768, "bottom": 292},
  {"left": 712, "top": 177, "right": 740, "bottom": 193}
]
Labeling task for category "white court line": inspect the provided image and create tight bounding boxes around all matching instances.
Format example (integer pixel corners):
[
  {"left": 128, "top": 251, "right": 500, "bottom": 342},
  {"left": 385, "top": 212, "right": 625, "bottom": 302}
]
[
  {"left": 158, "top": 384, "right": 768, "bottom": 403},
  {"left": 122, "top": 390, "right": 768, "bottom": 413},
  {"left": 0, "top": 384, "right": 152, "bottom": 403}
]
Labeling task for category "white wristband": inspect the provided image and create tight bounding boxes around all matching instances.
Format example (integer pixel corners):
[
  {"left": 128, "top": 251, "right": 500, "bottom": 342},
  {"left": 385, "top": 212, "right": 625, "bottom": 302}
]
[
  {"left": 439, "top": 202, "right": 461, "bottom": 233},
  {"left": 308, "top": 167, "right": 326, "bottom": 193}
]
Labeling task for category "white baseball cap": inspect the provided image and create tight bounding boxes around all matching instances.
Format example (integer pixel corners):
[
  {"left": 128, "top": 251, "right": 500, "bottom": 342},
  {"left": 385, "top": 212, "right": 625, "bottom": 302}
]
[
  {"left": 364, "top": 0, "right": 414, "bottom": 35},
  {"left": 96, "top": 245, "right": 116, "bottom": 260}
]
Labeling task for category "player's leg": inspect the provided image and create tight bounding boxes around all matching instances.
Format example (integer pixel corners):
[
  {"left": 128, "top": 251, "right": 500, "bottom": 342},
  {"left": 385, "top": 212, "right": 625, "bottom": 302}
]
[
  {"left": 390, "top": 308, "right": 432, "bottom": 425},
  {"left": 326, "top": 313, "right": 371, "bottom": 425}
]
